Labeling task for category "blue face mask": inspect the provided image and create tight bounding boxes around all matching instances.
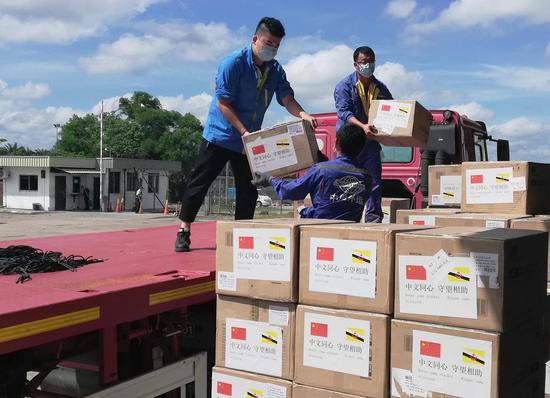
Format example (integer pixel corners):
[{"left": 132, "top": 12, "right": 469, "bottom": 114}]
[
  {"left": 358, "top": 62, "right": 375, "bottom": 78},
  {"left": 258, "top": 44, "right": 278, "bottom": 62}
]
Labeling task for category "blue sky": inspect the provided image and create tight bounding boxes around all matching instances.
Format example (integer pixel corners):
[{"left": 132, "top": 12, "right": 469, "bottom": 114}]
[{"left": 0, "top": 0, "right": 548, "bottom": 160}]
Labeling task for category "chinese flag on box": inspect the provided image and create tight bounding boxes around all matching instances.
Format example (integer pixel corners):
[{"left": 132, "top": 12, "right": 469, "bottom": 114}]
[
  {"left": 239, "top": 236, "right": 254, "bottom": 249},
  {"left": 406, "top": 265, "right": 427, "bottom": 280},
  {"left": 381, "top": 104, "right": 391, "bottom": 112},
  {"left": 470, "top": 174, "right": 484, "bottom": 184},
  {"left": 252, "top": 145, "right": 266, "bottom": 155},
  {"left": 316, "top": 246, "right": 334, "bottom": 261},
  {"left": 310, "top": 322, "right": 328, "bottom": 337},
  {"left": 217, "top": 381, "right": 233, "bottom": 396},
  {"left": 420, "top": 340, "right": 441, "bottom": 358},
  {"left": 412, "top": 220, "right": 426, "bottom": 225},
  {"left": 231, "top": 326, "right": 247, "bottom": 341}
]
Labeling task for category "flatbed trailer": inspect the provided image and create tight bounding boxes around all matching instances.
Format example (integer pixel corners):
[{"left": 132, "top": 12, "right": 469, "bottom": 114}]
[{"left": 0, "top": 222, "right": 217, "bottom": 397}]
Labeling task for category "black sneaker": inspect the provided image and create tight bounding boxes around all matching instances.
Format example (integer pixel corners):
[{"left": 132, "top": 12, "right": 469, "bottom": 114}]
[{"left": 175, "top": 229, "right": 191, "bottom": 252}]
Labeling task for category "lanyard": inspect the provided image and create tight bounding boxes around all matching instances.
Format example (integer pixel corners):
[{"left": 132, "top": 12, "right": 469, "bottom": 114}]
[{"left": 252, "top": 65, "right": 270, "bottom": 126}]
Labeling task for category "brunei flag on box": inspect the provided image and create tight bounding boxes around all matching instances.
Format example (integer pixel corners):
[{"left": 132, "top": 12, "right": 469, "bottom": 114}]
[
  {"left": 345, "top": 327, "right": 365, "bottom": 343},
  {"left": 246, "top": 389, "right": 264, "bottom": 398},
  {"left": 351, "top": 249, "right": 371, "bottom": 265},
  {"left": 261, "top": 331, "right": 279, "bottom": 345},
  {"left": 447, "top": 266, "right": 470, "bottom": 282},
  {"left": 268, "top": 237, "right": 286, "bottom": 251},
  {"left": 462, "top": 348, "right": 485, "bottom": 365}
]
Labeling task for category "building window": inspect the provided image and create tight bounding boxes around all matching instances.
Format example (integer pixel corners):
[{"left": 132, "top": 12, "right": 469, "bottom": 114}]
[
  {"left": 148, "top": 173, "right": 159, "bottom": 193},
  {"left": 20, "top": 175, "right": 38, "bottom": 191},
  {"left": 72, "top": 176, "right": 81, "bottom": 194},
  {"left": 127, "top": 172, "right": 139, "bottom": 191},
  {"left": 109, "top": 171, "right": 120, "bottom": 194}
]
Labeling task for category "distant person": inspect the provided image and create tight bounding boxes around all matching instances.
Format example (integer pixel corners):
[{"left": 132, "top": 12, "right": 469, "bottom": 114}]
[
  {"left": 334, "top": 46, "right": 392, "bottom": 222},
  {"left": 252, "top": 124, "right": 371, "bottom": 222},
  {"left": 82, "top": 186, "right": 90, "bottom": 211},
  {"left": 134, "top": 186, "right": 143, "bottom": 213},
  {"left": 174, "top": 17, "right": 317, "bottom": 252}
]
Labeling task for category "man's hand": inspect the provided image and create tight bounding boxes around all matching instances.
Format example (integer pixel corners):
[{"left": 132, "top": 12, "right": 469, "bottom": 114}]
[
  {"left": 299, "top": 112, "right": 317, "bottom": 129},
  {"left": 251, "top": 172, "right": 272, "bottom": 187},
  {"left": 362, "top": 124, "right": 378, "bottom": 138}
]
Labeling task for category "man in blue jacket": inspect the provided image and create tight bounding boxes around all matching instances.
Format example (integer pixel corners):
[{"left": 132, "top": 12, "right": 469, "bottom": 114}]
[
  {"left": 175, "top": 17, "right": 316, "bottom": 252},
  {"left": 334, "top": 46, "right": 392, "bottom": 222},
  {"left": 252, "top": 124, "right": 371, "bottom": 222}
]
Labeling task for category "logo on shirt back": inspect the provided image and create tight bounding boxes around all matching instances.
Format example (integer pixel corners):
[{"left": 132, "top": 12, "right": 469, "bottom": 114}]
[{"left": 334, "top": 176, "right": 365, "bottom": 196}]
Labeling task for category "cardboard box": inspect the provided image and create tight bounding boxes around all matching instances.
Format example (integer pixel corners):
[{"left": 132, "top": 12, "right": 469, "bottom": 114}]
[
  {"left": 243, "top": 119, "right": 318, "bottom": 177},
  {"left": 215, "top": 295, "right": 296, "bottom": 380},
  {"left": 212, "top": 367, "right": 292, "bottom": 398},
  {"left": 428, "top": 164, "right": 462, "bottom": 207},
  {"left": 216, "top": 219, "right": 346, "bottom": 302},
  {"left": 434, "top": 213, "right": 531, "bottom": 229},
  {"left": 391, "top": 319, "right": 544, "bottom": 398},
  {"left": 293, "top": 384, "right": 362, "bottom": 398},
  {"left": 461, "top": 161, "right": 550, "bottom": 214},
  {"left": 294, "top": 305, "right": 389, "bottom": 397},
  {"left": 395, "top": 208, "right": 460, "bottom": 226},
  {"left": 368, "top": 100, "right": 432, "bottom": 148},
  {"left": 395, "top": 227, "right": 548, "bottom": 332},
  {"left": 381, "top": 197, "right": 410, "bottom": 224},
  {"left": 299, "top": 223, "right": 433, "bottom": 314},
  {"left": 511, "top": 215, "right": 550, "bottom": 280}
]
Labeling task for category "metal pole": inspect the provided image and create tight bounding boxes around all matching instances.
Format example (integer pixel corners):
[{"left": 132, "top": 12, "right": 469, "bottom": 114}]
[{"left": 99, "top": 101, "right": 104, "bottom": 212}]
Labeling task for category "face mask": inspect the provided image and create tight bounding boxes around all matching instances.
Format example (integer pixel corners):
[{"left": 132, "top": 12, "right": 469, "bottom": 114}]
[
  {"left": 357, "top": 62, "right": 375, "bottom": 78},
  {"left": 257, "top": 43, "right": 278, "bottom": 62}
]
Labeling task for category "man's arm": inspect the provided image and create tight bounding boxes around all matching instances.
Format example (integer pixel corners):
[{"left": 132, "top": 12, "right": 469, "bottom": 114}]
[
  {"left": 281, "top": 94, "right": 317, "bottom": 128},
  {"left": 271, "top": 168, "right": 317, "bottom": 201},
  {"left": 217, "top": 98, "right": 249, "bottom": 136}
]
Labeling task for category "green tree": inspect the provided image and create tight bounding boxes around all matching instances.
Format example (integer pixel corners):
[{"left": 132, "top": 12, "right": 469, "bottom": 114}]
[{"left": 56, "top": 114, "right": 100, "bottom": 157}]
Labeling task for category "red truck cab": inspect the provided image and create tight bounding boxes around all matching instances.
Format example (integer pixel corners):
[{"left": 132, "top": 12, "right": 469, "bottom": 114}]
[{"left": 313, "top": 110, "right": 509, "bottom": 209}]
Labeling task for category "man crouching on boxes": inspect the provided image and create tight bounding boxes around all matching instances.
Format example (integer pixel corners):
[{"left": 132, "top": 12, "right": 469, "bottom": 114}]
[{"left": 252, "top": 124, "right": 371, "bottom": 222}]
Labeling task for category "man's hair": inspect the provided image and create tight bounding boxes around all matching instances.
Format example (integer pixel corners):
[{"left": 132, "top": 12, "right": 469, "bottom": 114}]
[
  {"left": 353, "top": 46, "right": 375, "bottom": 62},
  {"left": 336, "top": 124, "right": 366, "bottom": 158},
  {"left": 255, "top": 17, "right": 286, "bottom": 38}
]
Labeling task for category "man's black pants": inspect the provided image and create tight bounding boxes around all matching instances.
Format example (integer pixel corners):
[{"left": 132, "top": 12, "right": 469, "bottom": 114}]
[{"left": 179, "top": 139, "right": 258, "bottom": 223}]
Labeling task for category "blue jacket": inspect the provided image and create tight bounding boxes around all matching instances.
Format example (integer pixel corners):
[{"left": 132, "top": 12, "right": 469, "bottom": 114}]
[
  {"left": 271, "top": 156, "right": 372, "bottom": 222},
  {"left": 203, "top": 45, "right": 294, "bottom": 153},
  {"left": 334, "top": 72, "right": 393, "bottom": 150}
]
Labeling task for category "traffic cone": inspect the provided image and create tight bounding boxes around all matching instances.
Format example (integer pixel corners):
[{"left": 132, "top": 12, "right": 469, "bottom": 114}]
[
  {"left": 163, "top": 200, "right": 169, "bottom": 216},
  {"left": 115, "top": 198, "right": 121, "bottom": 213},
  {"left": 139, "top": 202, "right": 144, "bottom": 214}
]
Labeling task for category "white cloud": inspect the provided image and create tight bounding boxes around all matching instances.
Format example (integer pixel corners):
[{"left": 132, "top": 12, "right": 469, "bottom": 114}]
[
  {"left": 386, "top": 0, "right": 417, "bottom": 19},
  {"left": 408, "top": 0, "right": 550, "bottom": 35},
  {"left": 376, "top": 62, "right": 426, "bottom": 100},
  {"left": 79, "top": 22, "right": 245, "bottom": 74},
  {"left": 90, "top": 93, "right": 133, "bottom": 114},
  {"left": 446, "top": 101, "right": 495, "bottom": 120},
  {"left": 482, "top": 65, "right": 550, "bottom": 92},
  {"left": 0, "top": 0, "right": 163, "bottom": 44},
  {"left": 0, "top": 81, "right": 51, "bottom": 100},
  {"left": 489, "top": 117, "right": 550, "bottom": 138},
  {"left": 159, "top": 92, "right": 212, "bottom": 123}
]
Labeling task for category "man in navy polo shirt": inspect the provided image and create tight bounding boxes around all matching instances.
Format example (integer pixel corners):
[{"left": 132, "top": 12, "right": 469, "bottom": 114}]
[
  {"left": 175, "top": 17, "right": 316, "bottom": 252},
  {"left": 334, "top": 46, "right": 392, "bottom": 223}
]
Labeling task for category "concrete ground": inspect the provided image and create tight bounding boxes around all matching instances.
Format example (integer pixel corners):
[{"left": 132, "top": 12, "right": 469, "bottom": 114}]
[{"left": 0, "top": 205, "right": 293, "bottom": 241}]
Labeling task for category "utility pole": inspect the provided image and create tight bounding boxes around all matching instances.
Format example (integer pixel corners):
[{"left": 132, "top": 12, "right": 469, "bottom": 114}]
[{"left": 99, "top": 101, "right": 104, "bottom": 212}]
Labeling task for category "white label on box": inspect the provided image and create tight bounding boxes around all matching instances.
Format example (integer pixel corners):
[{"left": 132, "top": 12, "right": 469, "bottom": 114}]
[
  {"left": 268, "top": 305, "right": 289, "bottom": 326},
  {"left": 408, "top": 215, "right": 436, "bottom": 226},
  {"left": 545, "top": 362, "right": 550, "bottom": 394},
  {"left": 471, "top": 252, "right": 500, "bottom": 288},
  {"left": 225, "top": 318, "right": 283, "bottom": 377},
  {"left": 439, "top": 175, "right": 462, "bottom": 204},
  {"left": 382, "top": 205, "right": 391, "bottom": 224},
  {"left": 431, "top": 194, "right": 443, "bottom": 205},
  {"left": 511, "top": 176, "right": 526, "bottom": 192},
  {"left": 412, "top": 330, "right": 492, "bottom": 397},
  {"left": 233, "top": 228, "right": 291, "bottom": 282},
  {"left": 246, "top": 133, "right": 298, "bottom": 174},
  {"left": 372, "top": 101, "right": 413, "bottom": 135},
  {"left": 217, "top": 271, "right": 237, "bottom": 291},
  {"left": 398, "top": 253, "right": 478, "bottom": 319},
  {"left": 465, "top": 167, "right": 514, "bottom": 204},
  {"left": 287, "top": 121, "right": 305, "bottom": 137},
  {"left": 391, "top": 367, "right": 428, "bottom": 398},
  {"left": 212, "top": 371, "right": 288, "bottom": 398},
  {"left": 309, "top": 237, "right": 378, "bottom": 298},
  {"left": 303, "top": 312, "right": 371, "bottom": 377},
  {"left": 485, "top": 219, "right": 506, "bottom": 229}
]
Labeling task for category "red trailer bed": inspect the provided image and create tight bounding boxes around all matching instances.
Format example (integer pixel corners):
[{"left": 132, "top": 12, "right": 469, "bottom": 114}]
[{"left": 0, "top": 221, "right": 216, "bottom": 384}]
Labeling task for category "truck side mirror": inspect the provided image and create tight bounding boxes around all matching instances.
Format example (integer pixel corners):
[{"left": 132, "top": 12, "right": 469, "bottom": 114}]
[{"left": 497, "top": 139, "right": 510, "bottom": 161}]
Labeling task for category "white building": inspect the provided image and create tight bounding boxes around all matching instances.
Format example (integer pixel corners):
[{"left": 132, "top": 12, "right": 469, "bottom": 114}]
[{"left": 0, "top": 156, "right": 180, "bottom": 211}]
